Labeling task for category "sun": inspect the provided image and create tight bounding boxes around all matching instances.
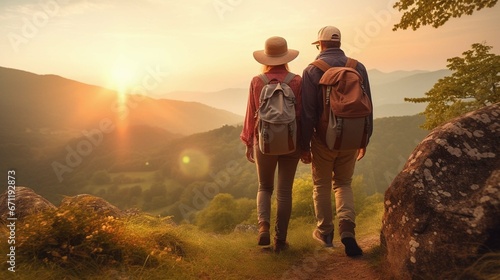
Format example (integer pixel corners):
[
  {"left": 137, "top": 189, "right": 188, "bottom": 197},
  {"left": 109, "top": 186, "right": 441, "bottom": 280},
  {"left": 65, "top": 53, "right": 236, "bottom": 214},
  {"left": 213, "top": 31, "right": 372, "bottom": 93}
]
[
  {"left": 108, "top": 60, "right": 139, "bottom": 114},
  {"left": 110, "top": 65, "right": 137, "bottom": 94}
]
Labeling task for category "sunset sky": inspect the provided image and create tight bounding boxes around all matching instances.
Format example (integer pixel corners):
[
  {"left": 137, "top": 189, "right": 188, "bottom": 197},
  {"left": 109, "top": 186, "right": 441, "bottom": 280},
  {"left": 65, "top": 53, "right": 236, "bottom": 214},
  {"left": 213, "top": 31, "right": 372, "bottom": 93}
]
[{"left": 1, "top": 0, "right": 499, "bottom": 94}]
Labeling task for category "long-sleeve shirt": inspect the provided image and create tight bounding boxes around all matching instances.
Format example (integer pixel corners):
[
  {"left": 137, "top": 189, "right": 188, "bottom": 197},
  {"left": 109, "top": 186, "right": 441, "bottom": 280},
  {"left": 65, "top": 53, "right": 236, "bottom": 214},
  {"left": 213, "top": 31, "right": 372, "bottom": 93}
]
[
  {"left": 300, "top": 48, "right": 373, "bottom": 152},
  {"left": 240, "top": 65, "right": 302, "bottom": 147}
]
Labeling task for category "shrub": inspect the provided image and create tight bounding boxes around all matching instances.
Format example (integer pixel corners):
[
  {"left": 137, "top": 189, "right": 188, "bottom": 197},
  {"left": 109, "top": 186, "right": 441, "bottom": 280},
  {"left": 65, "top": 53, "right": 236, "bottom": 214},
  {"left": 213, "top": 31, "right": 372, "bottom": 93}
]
[{"left": 17, "top": 205, "right": 150, "bottom": 270}]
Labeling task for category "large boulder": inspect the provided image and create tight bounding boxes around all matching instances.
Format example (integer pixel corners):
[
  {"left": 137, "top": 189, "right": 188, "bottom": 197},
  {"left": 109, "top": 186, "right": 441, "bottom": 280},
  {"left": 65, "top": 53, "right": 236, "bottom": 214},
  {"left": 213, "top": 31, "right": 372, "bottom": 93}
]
[
  {"left": 381, "top": 104, "right": 500, "bottom": 279},
  {"left": 0, "top": 186, "right": 56, "bottom": 222},
  {"left": 60, "top": 194, "right": 124, "bottom": 218}
]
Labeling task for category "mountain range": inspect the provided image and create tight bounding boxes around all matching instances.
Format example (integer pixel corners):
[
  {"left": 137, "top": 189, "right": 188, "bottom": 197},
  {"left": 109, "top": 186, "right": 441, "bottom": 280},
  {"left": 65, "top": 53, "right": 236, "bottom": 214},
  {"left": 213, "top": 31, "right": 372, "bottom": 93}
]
[
  {"left": 0, "top": 65, "right": 433, "bottom": 208},
  {"left": 0, "top": 66, "right": 243, "bottom": 137},
  {"left": 0, "top": 66, "right": 451, "bottom": 137},
  {"left": 161, "top": 69, "right": 451, "bottom": 118}
]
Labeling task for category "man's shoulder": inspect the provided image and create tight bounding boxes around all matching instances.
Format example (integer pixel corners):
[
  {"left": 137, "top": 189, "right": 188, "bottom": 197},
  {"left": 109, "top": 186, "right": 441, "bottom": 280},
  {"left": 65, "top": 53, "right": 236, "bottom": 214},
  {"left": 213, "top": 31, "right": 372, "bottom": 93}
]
[
  {"left": 303, "top": 62, "right": 324, "bottom": 79},
  {"left": 349, "top": 58, "right": 368, "bottom": 75}
]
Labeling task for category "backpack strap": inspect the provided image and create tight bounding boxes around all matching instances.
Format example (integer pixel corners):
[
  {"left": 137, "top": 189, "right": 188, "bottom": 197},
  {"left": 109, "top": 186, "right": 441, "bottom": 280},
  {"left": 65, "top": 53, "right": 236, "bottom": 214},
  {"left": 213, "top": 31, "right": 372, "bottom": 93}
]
[
  {"left": 258, "top": 74, "right": 270, "bottom": 84},
  {"left": 345, "top": 57, "right": 358, "bottom": 69},
  {"left": 259, "top": 72, "right": 296, "bottom": 85},
  {"left": 283, "top": 72, "right": 296, "bottom": 84},
  {"left": 310, "top": 59, "right": 331, "bottom": 72}
]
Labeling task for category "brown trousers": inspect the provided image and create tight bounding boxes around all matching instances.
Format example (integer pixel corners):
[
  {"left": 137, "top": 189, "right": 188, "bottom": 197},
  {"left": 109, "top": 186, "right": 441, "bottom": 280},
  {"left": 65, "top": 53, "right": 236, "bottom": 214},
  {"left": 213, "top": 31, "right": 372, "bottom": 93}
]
[
  {"left": 254, "top": 145, "right": 300, "bottom": 242},
  {"left": 311, "top": 136, "right": 358, "bottom": 237}
]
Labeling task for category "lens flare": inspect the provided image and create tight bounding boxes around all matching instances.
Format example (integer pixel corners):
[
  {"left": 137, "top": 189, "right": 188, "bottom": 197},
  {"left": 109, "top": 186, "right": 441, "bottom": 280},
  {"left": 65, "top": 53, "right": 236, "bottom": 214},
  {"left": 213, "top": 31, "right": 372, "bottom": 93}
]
[{"left": 179, "top": 149, "right": 209, "bottom": 178}]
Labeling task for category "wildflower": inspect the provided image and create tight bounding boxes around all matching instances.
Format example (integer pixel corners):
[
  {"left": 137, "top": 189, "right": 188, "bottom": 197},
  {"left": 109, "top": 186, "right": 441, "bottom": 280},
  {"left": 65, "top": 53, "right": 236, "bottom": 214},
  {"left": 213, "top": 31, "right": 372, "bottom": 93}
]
[
  {"left": 92, "top": 247, "right": 103, "bottom": 254},
  {"left": 51, "top": 251, "right": 61, "bottom": 257}
]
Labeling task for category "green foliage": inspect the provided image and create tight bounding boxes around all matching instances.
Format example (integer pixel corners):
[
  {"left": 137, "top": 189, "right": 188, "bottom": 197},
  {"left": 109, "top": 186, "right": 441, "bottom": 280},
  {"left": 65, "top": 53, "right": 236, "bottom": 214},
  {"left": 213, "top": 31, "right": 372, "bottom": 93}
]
[
  {"left": 291, "top": 176, "right": 315, "bottom": 218},
  {"left": 7, "top": 118, "right": 428, "bottom": 221},
  {"left": 91, "top": 170, "right": 111, "bottom": 185},
  {"left": 405, "top": 43, "right": 500, "bottom": 129},
  {"left": 195, "top": 193, "right": 242, "bottom": 233},
  {"left": 7, "top": 207, "right": 195, "bottom": 278},
  {"left": 393, "top": 0, "right": 498, "bottom": 30},
  {"left": 194, "top": 193, "right": 255, "bottom": 233},
  {"left": 18, "top": 206, "right": 138, "bottom": 270},
  {"left": 0, "top": 176, "right": 391, "bottom": 279},
  {"left": 355, "top": 115, "right": 429, "bottom": 194},
  {"left": 355, "top": 193, "right": 384, "bottom": 237},
  {"left": 234, "top": 197, "right": 257, "bottom": 223}
]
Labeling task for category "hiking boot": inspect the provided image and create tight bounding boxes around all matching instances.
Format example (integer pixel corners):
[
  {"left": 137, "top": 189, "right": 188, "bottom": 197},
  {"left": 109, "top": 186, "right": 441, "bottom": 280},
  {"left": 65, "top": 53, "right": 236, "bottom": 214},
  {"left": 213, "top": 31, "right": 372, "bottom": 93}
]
[
  {"left": 257, "top": 222, "right": 270, "bottom": 246},
  {"left": 339, "top": 219, "right": 356, "bottom": 238},
  {"left": 341, "top": 237, "right": 363, "bottom": 257},
  {"left": 312, "top": 229, "right": 333, "bottom": 247},
  {"left": 339, "top": 219, "right": 362, "bottom": 256},
  {"left": 273, "top": 239, "right": 289, "bottom": 253}
]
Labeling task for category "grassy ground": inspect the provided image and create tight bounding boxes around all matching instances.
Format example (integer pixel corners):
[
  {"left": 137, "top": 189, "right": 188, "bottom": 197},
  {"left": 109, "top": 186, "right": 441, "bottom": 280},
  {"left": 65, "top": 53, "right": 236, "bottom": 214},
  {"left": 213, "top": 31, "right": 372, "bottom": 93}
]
[
  {"left": 1, "top": 213, "right": 353, "bottom": 280},
  {"left": 0, "top": 193, "right": 385, "bottom": 280}
]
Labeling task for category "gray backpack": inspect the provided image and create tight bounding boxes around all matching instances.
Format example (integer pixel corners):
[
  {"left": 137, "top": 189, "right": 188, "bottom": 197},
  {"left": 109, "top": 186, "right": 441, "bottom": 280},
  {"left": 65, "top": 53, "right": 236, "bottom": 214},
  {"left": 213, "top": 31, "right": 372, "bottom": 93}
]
[{"left": 256, "top": 72, "right": 297, "bottom": 155}]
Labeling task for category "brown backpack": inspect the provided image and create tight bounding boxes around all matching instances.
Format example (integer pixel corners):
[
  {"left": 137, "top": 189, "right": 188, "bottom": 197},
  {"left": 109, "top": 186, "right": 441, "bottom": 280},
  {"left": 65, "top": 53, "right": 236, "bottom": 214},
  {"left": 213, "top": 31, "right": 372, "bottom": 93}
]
[{"left": 311, "top": 58, "right": 372, "bottom": 150}]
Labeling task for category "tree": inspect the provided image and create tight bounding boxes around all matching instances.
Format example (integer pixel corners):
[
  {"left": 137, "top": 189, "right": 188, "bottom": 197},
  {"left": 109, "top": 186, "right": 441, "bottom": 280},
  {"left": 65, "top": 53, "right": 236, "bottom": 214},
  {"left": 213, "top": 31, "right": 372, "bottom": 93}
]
[
  {"left": 195, "top": 193, "right": 239, "bottom": 233},
  {"left": 405, "top": 43, "right": 500, "bottom": 129},
  {"left": 291, "top": 176, "right": 315, "bottom": 218},
  {"left": 393, "top": 0, "right": 498, "bottom": 30},
  {"left": 91, "top": 170, "right": 111, "bottom": 185}
]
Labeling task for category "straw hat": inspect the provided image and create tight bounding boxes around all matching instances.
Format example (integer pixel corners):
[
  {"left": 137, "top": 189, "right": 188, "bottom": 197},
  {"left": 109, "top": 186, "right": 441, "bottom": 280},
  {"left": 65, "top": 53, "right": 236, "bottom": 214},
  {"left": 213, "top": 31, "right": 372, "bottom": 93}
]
[{"left": 253, "top": 36, "right": 299, "bottom": 66}]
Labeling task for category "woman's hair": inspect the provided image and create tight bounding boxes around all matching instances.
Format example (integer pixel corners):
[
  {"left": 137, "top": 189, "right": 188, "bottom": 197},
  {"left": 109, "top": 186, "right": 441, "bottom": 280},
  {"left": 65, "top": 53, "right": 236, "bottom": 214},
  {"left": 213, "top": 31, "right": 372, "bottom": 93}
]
[{"left": 262, "top": 64, "right": 289, "bottom": 73}]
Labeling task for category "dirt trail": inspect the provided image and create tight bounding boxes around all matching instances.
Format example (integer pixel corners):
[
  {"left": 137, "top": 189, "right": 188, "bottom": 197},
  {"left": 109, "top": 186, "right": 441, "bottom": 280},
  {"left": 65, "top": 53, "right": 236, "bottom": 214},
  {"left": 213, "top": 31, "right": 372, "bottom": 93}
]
[{"left": 283, "top": 235, "right": 383, "bottom": 280}]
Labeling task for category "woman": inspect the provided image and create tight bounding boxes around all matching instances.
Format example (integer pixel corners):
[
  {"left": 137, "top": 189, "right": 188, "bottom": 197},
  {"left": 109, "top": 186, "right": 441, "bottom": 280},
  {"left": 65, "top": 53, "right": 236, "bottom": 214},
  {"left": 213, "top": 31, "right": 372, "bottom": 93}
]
[{"left": 240, "top": 36, "right": 302, "bottom": 253}]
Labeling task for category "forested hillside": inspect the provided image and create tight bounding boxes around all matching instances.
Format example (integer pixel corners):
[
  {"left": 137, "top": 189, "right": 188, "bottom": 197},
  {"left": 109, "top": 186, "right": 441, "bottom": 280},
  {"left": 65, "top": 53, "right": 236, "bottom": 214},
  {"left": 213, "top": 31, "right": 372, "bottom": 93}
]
[{"left": 3, "top": 114, "right": 429, "bottom": 223}]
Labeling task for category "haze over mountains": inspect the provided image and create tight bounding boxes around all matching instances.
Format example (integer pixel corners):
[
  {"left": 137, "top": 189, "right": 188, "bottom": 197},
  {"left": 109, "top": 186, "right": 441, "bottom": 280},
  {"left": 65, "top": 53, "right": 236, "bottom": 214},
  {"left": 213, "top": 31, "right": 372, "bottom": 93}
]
[
  {"left": 0, "top": 66, "right": 243, "bottom": 137},
  {"left": 0, "top": 65, "right": 432, "bottom": 207},
  {"left": 0, "top": 66, "right": 450, "bottom": 135},
  {"left": 0, "top": 64, "right": 451, "bottom": 154},
  {"left": 162, "top": 69, "right": 451, "bottom": 118}
]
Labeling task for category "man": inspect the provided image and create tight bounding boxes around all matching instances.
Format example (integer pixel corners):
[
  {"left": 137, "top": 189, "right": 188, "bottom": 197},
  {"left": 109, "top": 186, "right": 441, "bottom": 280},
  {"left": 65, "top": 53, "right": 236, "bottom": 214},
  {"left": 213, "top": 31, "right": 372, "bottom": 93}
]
[{"left": 300, "top": 26, "right": 373, "bottom": 257}]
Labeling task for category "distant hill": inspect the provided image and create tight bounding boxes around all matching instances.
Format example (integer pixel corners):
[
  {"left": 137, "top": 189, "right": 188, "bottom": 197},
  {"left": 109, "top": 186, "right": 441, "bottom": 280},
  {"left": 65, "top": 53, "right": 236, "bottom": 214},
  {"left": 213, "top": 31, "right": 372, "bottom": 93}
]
[
  {"left": 162, "top": 88, "right": 248, "bottom": 116},
  {"left": 367, "top": 69, "right": 429, "bottom": 85},
  {"left": 161, "top": 69, "right": 451, "bottom": 118},
  {"left": 370, "top": 69, "right": 451, "bottom": 118},
  {"left": 0, "top": 65, "right": 433, "bottom": 207},
  {"left": 0, "top": 66, "right": 243, "bottom": 136},
  {"left": 3, "top": 112, "right": 429, "bottom": 205}
]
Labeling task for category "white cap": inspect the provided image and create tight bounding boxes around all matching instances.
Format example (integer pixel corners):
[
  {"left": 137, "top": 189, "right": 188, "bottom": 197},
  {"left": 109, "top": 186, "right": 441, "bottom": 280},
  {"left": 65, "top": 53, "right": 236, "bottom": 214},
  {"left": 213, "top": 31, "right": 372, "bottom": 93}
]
[{"left": 312, "top": 26, "right": 341, "bottom": 45}]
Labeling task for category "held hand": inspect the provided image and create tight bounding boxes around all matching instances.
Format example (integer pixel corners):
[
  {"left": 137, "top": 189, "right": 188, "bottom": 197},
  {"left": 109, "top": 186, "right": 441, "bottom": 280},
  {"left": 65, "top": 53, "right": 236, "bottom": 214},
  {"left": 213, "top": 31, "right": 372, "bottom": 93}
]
[
  {"left": 357, "top": 148, "right": 366, "bottom": 161},
  {"left": 300, "top": 150, "right": 312, "bottom": 164},
  {"left": 246, "top": 146, "right": 255, "bottom": 163}
]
